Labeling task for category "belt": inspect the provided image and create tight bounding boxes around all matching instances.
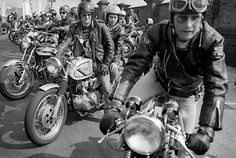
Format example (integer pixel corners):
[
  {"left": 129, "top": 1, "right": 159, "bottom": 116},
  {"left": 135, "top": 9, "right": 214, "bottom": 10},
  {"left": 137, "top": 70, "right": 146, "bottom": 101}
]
[{"left": 160, "top": 82, "right": 203, "bottom": 98}]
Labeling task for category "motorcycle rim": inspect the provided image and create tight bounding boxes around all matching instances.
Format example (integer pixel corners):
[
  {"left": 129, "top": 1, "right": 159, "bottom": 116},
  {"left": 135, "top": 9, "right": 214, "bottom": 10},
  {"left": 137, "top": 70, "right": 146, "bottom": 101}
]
[
  {"left": 25, "top": 89, "right": 67, "bottom": 145},
  {"left": 0, "top": 64, "right": 34, "bottom": 99}
]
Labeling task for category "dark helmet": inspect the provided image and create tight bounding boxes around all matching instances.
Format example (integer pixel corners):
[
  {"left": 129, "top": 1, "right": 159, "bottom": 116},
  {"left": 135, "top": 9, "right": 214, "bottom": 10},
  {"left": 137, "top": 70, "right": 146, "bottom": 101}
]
[
  {"left": 71, "top": 7, "right": 78, "bottom": 15},
  {"left": 169, "top": 0, "right": 208, "bottom": 22},
  {"left": 45, "top": 12, "right": 52, "bottom": 17},
  {"left": 11, "top": 11, "right": 17, "bottom": 15},
  {"left": 77, "top": 1, "right": 94, "bottom": 15},
  {"left": 169, "top": 0, "right": 208, "bottom": 14},
  {"left": 59, "top": 5, "right": 71, "bottom": 14},
  {"left": 49, "top": 9, "right": 57, "bottom": 16}
]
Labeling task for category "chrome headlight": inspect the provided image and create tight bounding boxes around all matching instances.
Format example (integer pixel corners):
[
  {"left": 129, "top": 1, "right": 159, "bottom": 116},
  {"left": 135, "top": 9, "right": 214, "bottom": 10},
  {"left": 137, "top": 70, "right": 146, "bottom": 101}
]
[
  {"left": 21, "top": 36, "right": 31, "bottom": 49},
  {"left": 46, "top": 57, "right": 62, "bottom": 75},
  {"left": 124, "top": 114, "right": 164, "bottom": 155}
]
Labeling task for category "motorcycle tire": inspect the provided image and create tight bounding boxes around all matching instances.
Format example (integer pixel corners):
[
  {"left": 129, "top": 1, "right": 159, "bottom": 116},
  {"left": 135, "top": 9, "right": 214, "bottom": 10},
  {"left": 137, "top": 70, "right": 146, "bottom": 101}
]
[
  {"left": 8, "top": 31, "right": 16, "bottom": 42},
  {"left": 0, "top": 64, "right": 35, "bottom": 100},
  {"left": 122, "top": 40, "right": 135, "bottom": 58},
  {"left": 13, "top": 32, "right": 22, "bottom": 45},
  {"left": 24, "top": 88, "right": 68, "bottom": 146}
]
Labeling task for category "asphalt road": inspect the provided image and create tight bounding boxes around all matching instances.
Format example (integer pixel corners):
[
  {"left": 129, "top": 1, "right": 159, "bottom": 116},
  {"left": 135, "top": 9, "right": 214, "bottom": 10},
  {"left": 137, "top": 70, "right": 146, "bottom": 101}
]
[{"left": 0, "top": 34, "right": 236, "bottom": 158}]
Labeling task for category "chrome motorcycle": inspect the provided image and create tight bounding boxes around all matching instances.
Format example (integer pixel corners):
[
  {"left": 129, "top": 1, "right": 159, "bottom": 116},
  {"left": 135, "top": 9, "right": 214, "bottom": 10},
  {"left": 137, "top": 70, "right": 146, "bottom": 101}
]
[
  {"left": 99, "top": 96, "right": 195, "bottom": 158},
  {"left": 24, "top": 53, "right": 102, "bottom": 145},
  {"left": 0, "top": 30, "right": 57, "bottom": 99}
]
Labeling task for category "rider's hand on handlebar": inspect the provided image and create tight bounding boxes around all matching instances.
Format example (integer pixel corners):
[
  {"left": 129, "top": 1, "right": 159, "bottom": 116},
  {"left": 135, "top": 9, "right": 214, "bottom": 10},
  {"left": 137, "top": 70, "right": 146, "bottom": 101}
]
[
  {"left": 99, "top": 99, "right": 123, "bottom": 135},
  {"left": 186, "top": 126, "right": 214, "bottom": 155},
  {"left": 101, "top": 64, "right": 109, "bottom": 76}
]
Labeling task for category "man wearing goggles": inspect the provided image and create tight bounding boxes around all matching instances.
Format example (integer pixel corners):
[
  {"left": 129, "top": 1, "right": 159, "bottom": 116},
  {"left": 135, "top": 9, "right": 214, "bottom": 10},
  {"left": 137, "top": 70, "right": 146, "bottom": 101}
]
[{"left": 100, "top": 0, "right": 228, "bottom": 157}]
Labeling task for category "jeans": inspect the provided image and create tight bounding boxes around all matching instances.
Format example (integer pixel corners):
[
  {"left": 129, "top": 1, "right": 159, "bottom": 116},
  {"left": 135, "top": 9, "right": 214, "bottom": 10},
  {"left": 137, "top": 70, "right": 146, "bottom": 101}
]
[
  {"left": 99, "top": 73, "right": 112, "bottom": 104},
  {"left": 128, "top": 68, "right": 200, "bottom": 133}
]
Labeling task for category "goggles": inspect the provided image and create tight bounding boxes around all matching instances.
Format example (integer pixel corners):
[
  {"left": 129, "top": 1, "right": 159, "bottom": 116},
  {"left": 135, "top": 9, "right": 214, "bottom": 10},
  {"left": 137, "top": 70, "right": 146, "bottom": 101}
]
[{"left": 171, "top": 0, "right": 208, "bottom": 13}]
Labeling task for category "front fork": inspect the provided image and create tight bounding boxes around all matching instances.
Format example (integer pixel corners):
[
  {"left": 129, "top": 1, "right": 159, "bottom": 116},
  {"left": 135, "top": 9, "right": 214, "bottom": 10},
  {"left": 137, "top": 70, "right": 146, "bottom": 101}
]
[
  {"left": 52, "top": 67, "right": 69, "bottom": 119},
  {"left": 18, "top": 47, "right": 35, "bottom": 83}
]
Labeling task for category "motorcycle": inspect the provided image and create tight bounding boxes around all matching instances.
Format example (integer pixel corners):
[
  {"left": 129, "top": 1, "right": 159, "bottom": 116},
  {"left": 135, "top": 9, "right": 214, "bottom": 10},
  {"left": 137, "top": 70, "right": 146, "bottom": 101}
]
[
  {"left": 0, "top": 30, "right": 58, "bottom": 99},
  {"left": 24, "top": 53, "right": 102, "bottom": 145},
  {"left": 98, "top": 96, "right": 195, "bottom": 158}
]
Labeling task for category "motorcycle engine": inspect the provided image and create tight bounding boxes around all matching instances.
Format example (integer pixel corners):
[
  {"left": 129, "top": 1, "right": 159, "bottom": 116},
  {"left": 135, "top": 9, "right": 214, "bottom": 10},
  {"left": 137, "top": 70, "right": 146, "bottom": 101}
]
[
  {"left": 73, "top": 91, "right": 100, "bottom": 112},
  {"left": 72, "top": 78, "right": 101, "bottom": 112}
]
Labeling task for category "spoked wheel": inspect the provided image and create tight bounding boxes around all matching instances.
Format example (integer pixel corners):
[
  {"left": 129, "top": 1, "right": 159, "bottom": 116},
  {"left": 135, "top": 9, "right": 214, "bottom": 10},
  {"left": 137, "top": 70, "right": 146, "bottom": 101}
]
[
  {"left": 122, "top": 40, "right": 135, "bottom": 58},
  {"left": 24, "top": 88, "right": 67, "bottom": 146},
  {"left": 8, "top": 31, "right": 16, "bottom": 42},
  {"left": 0, "top": 64, "right": 34, "bottom": 99}
]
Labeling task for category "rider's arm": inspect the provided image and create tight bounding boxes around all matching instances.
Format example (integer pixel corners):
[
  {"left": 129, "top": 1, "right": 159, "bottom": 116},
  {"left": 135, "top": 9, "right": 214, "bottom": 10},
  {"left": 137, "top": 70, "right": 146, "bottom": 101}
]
[
  {"left": 199, "top": 23, "right": 228, "bottom": 131},
  {"left": 100, "top": 22, "right": 115, "bottom": 66},
  {"left": 112, "top": 26, "right": 125, "bottom": 64},
  {"left": 56, "top": 24, "right": 75, "bottom": 56}
]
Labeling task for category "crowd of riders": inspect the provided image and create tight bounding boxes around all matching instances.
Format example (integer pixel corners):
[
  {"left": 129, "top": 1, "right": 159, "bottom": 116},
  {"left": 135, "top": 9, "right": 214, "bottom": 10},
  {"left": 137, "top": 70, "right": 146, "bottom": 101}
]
[{"left": 0, "top": 0, "right": 229, "bottom": 156}]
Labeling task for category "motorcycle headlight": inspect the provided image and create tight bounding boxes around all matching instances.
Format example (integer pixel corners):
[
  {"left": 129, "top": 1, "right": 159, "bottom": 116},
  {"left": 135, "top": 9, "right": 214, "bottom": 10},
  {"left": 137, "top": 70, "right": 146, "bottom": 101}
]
[
  {"left": 21, "top": 36, "right": 31, "bottom": 48},
  {"left": 46, "top": 57, "right": 62, "bottom": 75},
  {"left": 124, "top": 114, "right": 164, "bottom": 155}
]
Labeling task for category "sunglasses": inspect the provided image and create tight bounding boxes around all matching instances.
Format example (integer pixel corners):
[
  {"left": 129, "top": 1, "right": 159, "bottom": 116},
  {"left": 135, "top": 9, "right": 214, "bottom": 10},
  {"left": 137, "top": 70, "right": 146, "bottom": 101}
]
[
  {"left": 171, "top": 0, "right": 208, "bottom": 13},
  {"left": 60, "top": 12, "right": 67, "bottom": 15}
]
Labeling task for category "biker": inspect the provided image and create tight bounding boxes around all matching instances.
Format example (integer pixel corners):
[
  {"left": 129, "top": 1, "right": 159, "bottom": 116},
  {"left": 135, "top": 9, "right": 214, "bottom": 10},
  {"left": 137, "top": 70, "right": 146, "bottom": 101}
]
[
  {"left": 104, "top": 4, "right": 125, "bottom": 86},
  {"left": 49, "top": 9, "right": 60, "bottom": 24},
  {"left": 71, "top": 7, "right": 79, "bottom": 23},
  {"left": 7, "top": 11, "right": 18, "bottom": 30},
  {"left": 100, "top": 0, "right": 228, "bottom": 156},
  {"left": 31, "top": 11, "right": 41, "bottom": 26},
  {"left": 50, "top": 5, "right": 73, "bottom": 43},
  {"left": 126, "top": 8, "right": 139, "bottom": 28},
  {"left": 56, "top": 1, "right": 114, "bottom": 107}
]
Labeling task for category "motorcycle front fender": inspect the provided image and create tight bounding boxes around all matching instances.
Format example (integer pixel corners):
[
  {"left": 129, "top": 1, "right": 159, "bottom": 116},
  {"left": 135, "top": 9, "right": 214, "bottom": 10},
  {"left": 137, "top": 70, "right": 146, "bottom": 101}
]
[
  {"left": 2, "top": 59, "right": 25, "bottom": 67},
  {"left": 39, "top": 83, "right": 60, "bottom": 92}
]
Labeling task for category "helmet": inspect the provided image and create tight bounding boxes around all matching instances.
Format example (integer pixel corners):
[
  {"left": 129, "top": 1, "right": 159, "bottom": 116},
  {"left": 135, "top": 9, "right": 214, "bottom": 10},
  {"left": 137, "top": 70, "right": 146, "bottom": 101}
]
[
  {"left": 45, "top": 12, "right": 52, "bottom": 17},
  {"left": 49, "top": 9, "right": 57, "bottom": 16},
  {"left": 32, "top": 11, "right": 37, "bottom": 17},
  {"left": 147, "top": 18, "right": 153, "bottom": 25},
  {"left": 39, "top": 11, "right": 46, "bottom": 17},
  {"left": 120, "top": 10, "right": 126, "bottom": 16},
  {"left": 169, "top": 0, "right": 209, "bottom": 14},
  {"left": 104, "top": 4, "right": 120, "bottom": 22},
  {"left": 59, "top": 5, "right": 71, "bottom": 14},
  {"left": 11, "top": 11, "right": 17, "bottom": 15},
  {"left": 77, "top": 1, "right": 94, "bottom": 15},
  {"left": 105, "top": 5, "right": 121, "bottom": 15},
  {"left": 71, "top": 7, "right": 78, "bottom": 15}
]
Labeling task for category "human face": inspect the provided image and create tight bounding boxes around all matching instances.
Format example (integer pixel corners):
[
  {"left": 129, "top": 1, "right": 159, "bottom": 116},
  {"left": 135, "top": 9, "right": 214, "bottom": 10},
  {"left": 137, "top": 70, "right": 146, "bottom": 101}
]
[
  {"left": 108, "top": 14, "right": 119, "bottom": 26},
  {"left": 81, "top": 13, "right": 92, "bottom": 26},
  {"left": 60, "top": 11, "right": 68, "bottom": 20},
  {"left": 173, "top": 13, "right": 202, "bottom": 41}
]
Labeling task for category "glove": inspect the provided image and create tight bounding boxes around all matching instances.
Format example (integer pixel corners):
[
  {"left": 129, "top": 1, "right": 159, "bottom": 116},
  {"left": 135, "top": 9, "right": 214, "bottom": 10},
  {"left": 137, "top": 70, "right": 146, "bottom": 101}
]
[
  {"left": 99, "top": 99, "right": 123, "bottom": 135},
  {"left": 186, "top": 126, "right": 214, "bottom": 155},
  {"left": 101, "top": 64, "right": 109, "bottom": 76},
  {"left": 110, "top": 62, "right": 119, "bottom": 72}
]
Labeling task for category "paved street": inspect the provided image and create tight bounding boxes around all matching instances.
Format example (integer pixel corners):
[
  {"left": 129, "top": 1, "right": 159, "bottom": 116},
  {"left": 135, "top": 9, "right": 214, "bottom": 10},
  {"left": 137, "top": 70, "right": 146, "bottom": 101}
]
[{"left": 0, "top": 34, "right": 236, "bottom": 158}]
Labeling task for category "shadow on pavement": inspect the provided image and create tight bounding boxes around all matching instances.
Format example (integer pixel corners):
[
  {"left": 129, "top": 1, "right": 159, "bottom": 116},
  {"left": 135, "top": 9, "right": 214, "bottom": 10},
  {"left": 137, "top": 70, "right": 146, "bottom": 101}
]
[{"left": 0, "top": 95, "right": 37, "bottom": 149}]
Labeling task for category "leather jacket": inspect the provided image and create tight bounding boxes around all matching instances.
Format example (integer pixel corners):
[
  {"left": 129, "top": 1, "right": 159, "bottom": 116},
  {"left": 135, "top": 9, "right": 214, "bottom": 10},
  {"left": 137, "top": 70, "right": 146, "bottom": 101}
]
[
  {"left": 108, "top": 23, "right": 125, "bottom": 64},
  {"left": 57, "top": 19, "right": 115, "bottom": 66},
  {"left": 117, "top": 20, "right": 228, "bottom": 131}
]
